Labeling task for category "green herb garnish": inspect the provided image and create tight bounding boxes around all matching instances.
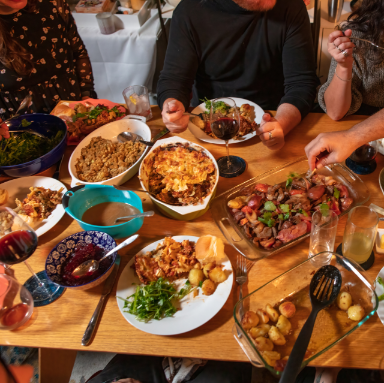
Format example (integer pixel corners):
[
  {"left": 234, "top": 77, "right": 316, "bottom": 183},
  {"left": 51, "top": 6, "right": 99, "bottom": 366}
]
[
  {"left": 0, "top": 130, "right": 64, "bottom": 166},
  {"left": 299, "top": 209, "right": 309, "bottom": 217},
  {"left": 284, "top": 213, "right": 290, "bottom": 220},
  {"left": 286, "top": 178, "right": 292, "bottom": 188},
  {"left": 21, "top": 119, "right": 32, "bottom": 127},
  {"left": 334, "top": 188, "right": 340, "bottom": 200},
  {"left": 258, "top": 212, "right": 275, "bottom": 227},
  {"left": 119, "top": 278, "right": 196, "bottom": 322},
  {"left": 320, "top": 203, "right": 330, "bottom": 217},
  {"left": 278, "top": 214, "right": 284, "bottom": 220},
  {"left": 279, "top": 204, "right": 290, "bottom": 214},
  {"left": 264, "top": 201, "right": 276, "bottom": 211},
  {"left": 377, "top": 277, "right": 384, "bottom": 290},
  {"left": 199, "top": 280, "right": 203, "bottom": 288},
  {"left": 202, "top": 97, "right": 231, "bottom": 115}
]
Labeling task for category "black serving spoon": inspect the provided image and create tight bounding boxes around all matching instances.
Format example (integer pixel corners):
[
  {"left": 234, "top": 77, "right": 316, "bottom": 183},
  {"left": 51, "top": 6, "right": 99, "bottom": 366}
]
[{"left": 279, "top": 265, "right": 342, "bottom": 383}]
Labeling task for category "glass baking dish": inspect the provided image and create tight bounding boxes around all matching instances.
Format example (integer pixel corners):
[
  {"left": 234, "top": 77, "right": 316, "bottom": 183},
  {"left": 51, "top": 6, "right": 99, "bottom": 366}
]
[
  {"left": 233, "top": 252, "right": 378, "bottom": 377},
  {"left": 211, "top": 157, "right": 370, "bottom": 261}
]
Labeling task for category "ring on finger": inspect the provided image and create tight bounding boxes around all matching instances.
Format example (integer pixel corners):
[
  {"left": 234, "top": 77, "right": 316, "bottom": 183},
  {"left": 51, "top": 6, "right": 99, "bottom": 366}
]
[
  {"left": 342, "top": 50, "right": 348, "bottom": 57},
  {"left": 269, "top": 131, "right": 273, "bottom": 140}
]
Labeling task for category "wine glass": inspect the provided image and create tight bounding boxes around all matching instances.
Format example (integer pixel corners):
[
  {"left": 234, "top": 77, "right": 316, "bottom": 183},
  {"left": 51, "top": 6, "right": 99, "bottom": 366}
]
[
  {"left": 345, "top": 141, "right": 378, "bottom": 175},
  {"left": 341, "top": 206, "right": 378, "bottom": 270},
  {"left": 210, "top": 97, "right": 246, "bottom": 178},
  {"left": 0, "top": 207, "right": 60, "bottom": 304}
]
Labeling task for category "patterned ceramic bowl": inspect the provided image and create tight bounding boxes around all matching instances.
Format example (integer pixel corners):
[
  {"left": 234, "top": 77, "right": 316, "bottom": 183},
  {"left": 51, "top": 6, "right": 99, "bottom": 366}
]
[{"left": 45, "top": 230, "right": 117, "bottom": 291}]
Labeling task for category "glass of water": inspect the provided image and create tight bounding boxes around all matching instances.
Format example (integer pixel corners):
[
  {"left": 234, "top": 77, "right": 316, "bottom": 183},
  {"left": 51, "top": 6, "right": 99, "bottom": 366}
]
[
  {"left": 122, "top": 85, "right": 153, "bottom": 121},
  {"left": 309, "top": 210, "right": 338, "bottom": 267}
]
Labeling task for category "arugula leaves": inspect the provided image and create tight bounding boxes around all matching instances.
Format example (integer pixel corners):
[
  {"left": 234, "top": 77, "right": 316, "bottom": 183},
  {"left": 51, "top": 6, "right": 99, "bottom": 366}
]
[
  {"left": 21, "top": 119, "right": 32, "bottom": 128},
  {"left": 0, "top": 130, "right": 64, "bottom": 166},
  {"left": 119, "top": 278, "right": 196, "bottom": 322}
]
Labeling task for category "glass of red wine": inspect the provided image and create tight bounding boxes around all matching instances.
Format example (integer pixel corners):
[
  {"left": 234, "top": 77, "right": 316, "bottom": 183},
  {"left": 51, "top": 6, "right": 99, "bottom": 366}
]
[
  {"left": 346, "top": 141, "right": 378, "bottom": 175},
  {"left": 0, "top": 207, "right": 59, "bottom": 304},
  {"left": 210, "top": 97, "right": 246, "bottom": 178},
  {"left": 0, "top": 273, "right": 33, "bottom": 330}
]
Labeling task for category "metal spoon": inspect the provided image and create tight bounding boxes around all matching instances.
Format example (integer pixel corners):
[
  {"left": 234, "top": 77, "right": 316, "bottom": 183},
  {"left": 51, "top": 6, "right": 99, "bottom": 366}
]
[
  {"left": 280, "top": 265, "right": 341, "bottom": 383},
  {"left": 114, "top": 210, "right": 154, "bottom": 223},
  {"left": 72, "top": 234, "right": 139, "bottom": 278},
  {"left": 117, "top": 132, "right": 154, "bottom": 146}
]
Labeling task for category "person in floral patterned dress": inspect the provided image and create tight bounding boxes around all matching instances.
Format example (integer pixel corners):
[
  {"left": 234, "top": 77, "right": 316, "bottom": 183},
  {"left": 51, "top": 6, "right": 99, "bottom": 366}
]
[{"left": 0, "top": 0, "right": 95, "bottom": 138}]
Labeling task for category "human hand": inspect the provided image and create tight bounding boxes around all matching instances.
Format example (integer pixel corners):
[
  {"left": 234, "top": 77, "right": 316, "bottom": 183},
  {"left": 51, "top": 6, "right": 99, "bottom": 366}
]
[
  {"left": 305, "top": 131, "right": 359, "bottom": 171},
  {"left": 161, "top": 98, "right": 189, "bottom": 133},
  {"left": 327, "top": 29, "right": 355, "bottom": 69},
  {"left": 256, "top": 113, "right": 285, "bottom": 150},
  {"left": 116, "top": 379, "right": 143, "bottom": 383},
  {"left": 0, "top": 118, "right": 10, "bottom": 141}
]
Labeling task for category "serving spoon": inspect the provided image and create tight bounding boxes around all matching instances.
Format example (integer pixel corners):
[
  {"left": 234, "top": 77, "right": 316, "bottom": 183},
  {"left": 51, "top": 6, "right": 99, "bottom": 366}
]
[
  {"left": 72, "top": 234, "right": 139, "bottom": 278},
  {"left": 117, "top": 131, "right": 153, "bottom": 146},
  {"left": 279, "top": 265, "right": 341, "bottom": 383},
  {"left": 114, "top": 210, "right": 154, "bottom": 224}
]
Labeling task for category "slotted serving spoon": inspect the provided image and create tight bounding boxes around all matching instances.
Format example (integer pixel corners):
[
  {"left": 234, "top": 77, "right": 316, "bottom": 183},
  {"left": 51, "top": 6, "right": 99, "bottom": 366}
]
[
  {"left": 279, "top": 265, "right": 342, "bottom": 383},
  {"left": 72, "top": 234, "right": 139, "bottom": 278}
]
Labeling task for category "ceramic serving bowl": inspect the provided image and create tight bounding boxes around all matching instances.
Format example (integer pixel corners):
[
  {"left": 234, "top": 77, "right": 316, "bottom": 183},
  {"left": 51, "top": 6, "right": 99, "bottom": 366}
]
[
  {"left": 68, "top": 115, "right": 151, "bottom": 187},
  {"left": 139, "top": 136, "right": 219, "bottom": 221},
  {"left": 0, "top": 114, "right": 67, "bottom": 177},
  {"left": 45, "top": 230, "right": 117, "bottom": 291},
  {"left": 62, "top": 184, "right": 144, "bottom": 239}
]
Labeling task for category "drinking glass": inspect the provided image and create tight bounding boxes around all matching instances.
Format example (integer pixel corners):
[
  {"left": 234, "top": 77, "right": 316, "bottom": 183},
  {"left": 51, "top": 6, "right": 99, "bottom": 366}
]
[
  {"left": 346, "top": 141, "right": 378, "bottom": 175},
  {"left": 0, "top": 207, "right": 59, "bottom": 304},
  {"left": 342, "top": 206, "right": 379, "bottom": 266},
  {"left": 210, "top": 97, "right": 246, "bottom": 178},
  {"left": 0, "top": 274, "right": 33, "bottom": 330},
  {"left": 309, "top": 210, "right": 338, "bottom": 267},
  {"left": 123, "top": 85, "right": 153, "bottom": 121}
]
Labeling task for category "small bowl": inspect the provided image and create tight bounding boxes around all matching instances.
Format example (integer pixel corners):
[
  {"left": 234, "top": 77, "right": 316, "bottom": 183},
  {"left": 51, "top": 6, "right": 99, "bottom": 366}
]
[
  {"left": 68, "top": 115, "right": 151, "bottom": 188},
  {"left": 0, "top": 114, "right": 67, "bottom": 177},
  {"left": 62, "top": 184, "right": 144, "bottom": 239},
  {"left": 139, "top": 137, "right": 219, "bottom": 221},
  {"left": 45, "top": 230, "right": 117, "bottom": 290}
]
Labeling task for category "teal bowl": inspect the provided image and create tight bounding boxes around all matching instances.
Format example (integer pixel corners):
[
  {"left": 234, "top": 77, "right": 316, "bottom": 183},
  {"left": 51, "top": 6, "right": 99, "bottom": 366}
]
[{"left": 62, "top": 184, "right": 143, "bottom": 239}]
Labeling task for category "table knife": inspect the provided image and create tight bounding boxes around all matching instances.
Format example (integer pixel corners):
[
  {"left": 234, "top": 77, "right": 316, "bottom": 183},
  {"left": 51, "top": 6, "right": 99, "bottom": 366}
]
[
  {"left": 151, "top": 127, "right": 169, "bottom": 143},
  {"left": 81, "top": 254, "right": 121, "bottom": 346}
]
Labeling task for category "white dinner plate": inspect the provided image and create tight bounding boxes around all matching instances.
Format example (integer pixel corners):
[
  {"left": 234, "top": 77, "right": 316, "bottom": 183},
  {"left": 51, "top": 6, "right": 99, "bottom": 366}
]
[
  {"left": 1, "top": 176, "right": 67, "bottom": 237},
  {"left": 187, "top": 97, "right": 264, "bottom": 145},
  {"left": 375, "top": 264, "right": 384, "bottom": 325},
  {"left": 116, "top": 235, "right": 233, "bottom": 335}
]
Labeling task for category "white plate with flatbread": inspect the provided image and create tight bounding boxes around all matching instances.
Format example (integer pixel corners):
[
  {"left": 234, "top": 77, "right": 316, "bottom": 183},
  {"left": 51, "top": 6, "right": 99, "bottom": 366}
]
[
  {"left": 116, "top": 235, "right": 233, "bottom": 335},
  {"left": 0, "top": 176, "right": 67, "bottom": 237},
  {"left": 187, "top": 97, "right": 264, "bottom": 145}
]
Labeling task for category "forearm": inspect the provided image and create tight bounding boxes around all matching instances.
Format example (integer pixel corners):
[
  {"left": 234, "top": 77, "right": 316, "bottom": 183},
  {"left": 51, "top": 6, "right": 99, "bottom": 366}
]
[
  {"left": 324, "top": 65, "right": 353, "bottom": 120},
  {"left": 275, "top": 103, "right": 302, "bottom": 135}
]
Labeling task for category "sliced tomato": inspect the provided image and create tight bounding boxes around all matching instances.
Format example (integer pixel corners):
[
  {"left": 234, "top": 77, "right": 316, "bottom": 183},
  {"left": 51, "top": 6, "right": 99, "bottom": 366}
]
[
  {"left": 331, "top": 201, "right": 341, "bottom": 215},
  {"left": 241, "top": 206, "right": 253, "bottom": 214},
  {"left": 303, "top": 220, "right": 312, "bottom": 232},
  {"left": 290, "top": 189, "right": 303, "bottom": 196},
  {"left": 254, "top": 183, "right": 269, "bottom": 193}
]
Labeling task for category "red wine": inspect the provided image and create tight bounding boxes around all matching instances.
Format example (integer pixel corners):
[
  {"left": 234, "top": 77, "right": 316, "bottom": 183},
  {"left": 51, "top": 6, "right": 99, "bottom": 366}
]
[
  {"left": 1, "top": 303, "right": 29, "bottom": 327},
  {"left": 211, "top": 118, "right": 239, "bottom": 141},
  {"left": 0, "top": 230, "right": 38, "bottom": 265},
  {"left": 350, "top": 144, "right": 377, "bottom": 165}
]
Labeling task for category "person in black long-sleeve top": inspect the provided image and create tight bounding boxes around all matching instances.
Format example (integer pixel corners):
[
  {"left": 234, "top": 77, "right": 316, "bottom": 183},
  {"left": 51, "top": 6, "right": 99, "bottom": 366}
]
[{"left": 157, "top": 0, "right": 319, "bottom": 150}]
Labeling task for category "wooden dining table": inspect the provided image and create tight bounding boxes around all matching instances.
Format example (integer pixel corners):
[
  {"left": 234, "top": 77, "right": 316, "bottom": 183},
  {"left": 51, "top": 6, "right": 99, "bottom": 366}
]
[{"left": 2, "top": 106, "right": 384, "bottom": 372}]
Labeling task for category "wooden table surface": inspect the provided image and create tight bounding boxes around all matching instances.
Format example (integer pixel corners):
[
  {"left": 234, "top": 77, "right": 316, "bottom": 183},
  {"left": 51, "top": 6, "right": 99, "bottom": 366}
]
[{"left": 2, "top": 106, "right": 384, "bottom": 370}]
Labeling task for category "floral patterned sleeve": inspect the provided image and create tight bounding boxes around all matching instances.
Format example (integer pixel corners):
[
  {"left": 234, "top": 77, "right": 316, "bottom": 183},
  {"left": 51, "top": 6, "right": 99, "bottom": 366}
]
[{"left": 57, "top": 0, "right": 95, "bottom": 95}]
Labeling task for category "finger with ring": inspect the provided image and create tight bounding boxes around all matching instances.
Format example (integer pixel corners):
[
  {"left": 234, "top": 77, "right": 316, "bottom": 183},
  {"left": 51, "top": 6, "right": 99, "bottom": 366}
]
[
  {"left": 269, "top": 131, "right": 273, "bottom": 140},
  {"left": 342, "top": 50, "right": 348, "bottom": 57}
]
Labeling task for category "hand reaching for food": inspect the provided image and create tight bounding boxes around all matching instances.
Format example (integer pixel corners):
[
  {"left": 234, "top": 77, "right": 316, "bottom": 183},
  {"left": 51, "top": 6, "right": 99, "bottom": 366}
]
[
  {"left": 305, "top": 131, "right": 360, "bottom": 171},
  {"left": 161, "top": 98, "right": 190, "bottom": 133},
  {"left": 256, "top": 113, "right": 285, "bottom": 151},
  {"left": 0, "top": 119, "right": 10, "bottom": 141}
]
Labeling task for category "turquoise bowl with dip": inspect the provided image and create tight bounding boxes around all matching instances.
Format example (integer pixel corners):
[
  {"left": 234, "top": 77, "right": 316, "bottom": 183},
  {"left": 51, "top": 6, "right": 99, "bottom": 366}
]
[{"left": 62, "top": 184, "right": 144, "bottom": 239}]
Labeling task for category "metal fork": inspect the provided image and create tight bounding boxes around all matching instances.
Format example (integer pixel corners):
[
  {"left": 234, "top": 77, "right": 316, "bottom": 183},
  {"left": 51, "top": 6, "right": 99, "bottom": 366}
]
[{"left": 235, "top": 254, "right": 247, "bottom": 337}]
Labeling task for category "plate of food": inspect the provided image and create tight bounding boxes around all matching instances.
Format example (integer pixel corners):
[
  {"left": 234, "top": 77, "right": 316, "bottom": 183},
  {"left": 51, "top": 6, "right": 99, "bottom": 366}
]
[
  {"left": 51, "top": 99, "right": 129, "bottom": 145},
  {"left": 187, "top": 97, "right": 264, "bottom": 145},
  {"left": 116, "top": 235, "right": 233, "bottom": 335},
  {"left": 0, "top": 176, "right": 67, "bottom": 237},
  {"left": 375, "top": 268, "right": 384, "bottom": 325}
]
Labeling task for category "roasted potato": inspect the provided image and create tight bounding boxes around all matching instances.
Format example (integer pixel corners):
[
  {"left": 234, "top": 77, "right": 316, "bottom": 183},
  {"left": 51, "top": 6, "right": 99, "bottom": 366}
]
[
  {"left": 276, "top": 315, "right": 291, "bottom": 336},
  {"left": 268, "top": 326, "right": 286, "bottom": 346},
  {"left": 188, "top": 269, "right": 204, "bottom": 286},
  {"left": 256, "top": 309, "right": 269, "bottom": 324},
  {"left": 203, "top": 262, "right": 215, "bottom": 278},
  {"left": 261, "top": 351, "right": 281, "bottom": 367},
  {"left": 254, "top": 337, "right": 274, "bottom": 352},
  {"left": 0, "top": 189, "right": 8, "bottom": 205},
  {"left": 347, "top": 305, "right": 365, "bottom": 321},
  {"left": 241, "top": 311, "right": 259, "bottom": 330},
  {"left": 279, "top": 302, "right": 296, "bottom": 318},
  {"left": 265, "top": 304, "right": 279, "bottom": 322},
  {"left": 209, "top": 266, "right": 227, "bottom": 283},
  {"left": 202, "top": 279, "right": 216, "bottom": 296},
  {"left": 337, "top": 292, "right": 352, "bottom": 311},
  {"left": 249, "top": 324, "right": 271, "bottom": 339}
]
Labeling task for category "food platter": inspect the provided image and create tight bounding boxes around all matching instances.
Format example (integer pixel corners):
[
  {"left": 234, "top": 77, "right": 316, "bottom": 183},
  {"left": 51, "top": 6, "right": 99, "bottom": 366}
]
[
  {"left": 375, "top": 265, "right": 384, "bottom": 325},
  {"left": 187, "top": 97, "right": 264, "bottom": 145},
  {"left": 1, "top": 176, "right": 67, "bottom": 237},
  {"left": 116, "top": 236, "right": 233, "bottom": 335}
]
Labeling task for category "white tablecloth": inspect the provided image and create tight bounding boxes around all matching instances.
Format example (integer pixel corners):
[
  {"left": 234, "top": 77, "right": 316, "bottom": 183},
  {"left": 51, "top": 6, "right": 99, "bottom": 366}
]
[{"left": 77, "top": 13, "right": 161, "bottom": 103}]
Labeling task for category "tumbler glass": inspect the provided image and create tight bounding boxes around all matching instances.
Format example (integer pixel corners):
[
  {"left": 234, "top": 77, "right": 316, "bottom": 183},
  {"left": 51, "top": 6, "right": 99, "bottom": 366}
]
[
  {"left": 123, "top": 85, "right": 153, "bottom": 121},
  {"left": 309, "top": 210, "right": 338, "bottom": 267}
]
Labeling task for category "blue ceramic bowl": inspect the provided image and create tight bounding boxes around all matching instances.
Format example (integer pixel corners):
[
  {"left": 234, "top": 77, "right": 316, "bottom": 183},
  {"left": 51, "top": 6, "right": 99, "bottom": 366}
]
[
  {"left": 0, "top": 113, "right": 67, "bottom": 177},
  {"left": 62, "top": 184, "right": 144, "bottom": 239},
  {"left": 45, "top": 230, "right": 117, "bottom": 290}
]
